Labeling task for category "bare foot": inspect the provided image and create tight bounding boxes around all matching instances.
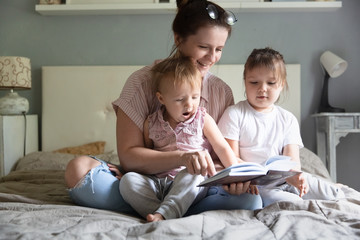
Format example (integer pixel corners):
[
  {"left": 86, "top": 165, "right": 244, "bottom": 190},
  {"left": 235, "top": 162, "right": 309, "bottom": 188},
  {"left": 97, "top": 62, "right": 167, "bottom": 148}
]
[
  {"left": 146, "top": 213, "right": 164, "bottom": 222},
  {"left": 336, "top": 183, "right": 347, "bottom": 188}
]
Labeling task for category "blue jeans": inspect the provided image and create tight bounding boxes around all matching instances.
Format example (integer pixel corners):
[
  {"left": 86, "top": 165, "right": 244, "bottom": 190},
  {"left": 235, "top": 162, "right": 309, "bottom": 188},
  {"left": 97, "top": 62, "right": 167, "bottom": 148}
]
[
  {"left": 68, "top": 157, "right": 262, "bottom": 216},
  {"left": 184, "top": 186, "right": 262, "bottom": 216}
]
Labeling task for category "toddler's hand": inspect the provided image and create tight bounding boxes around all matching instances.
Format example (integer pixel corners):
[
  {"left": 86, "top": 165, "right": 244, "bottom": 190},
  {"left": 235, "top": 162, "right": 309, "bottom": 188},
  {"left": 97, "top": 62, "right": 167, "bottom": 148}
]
[{"left": 181, "top": 150, "right": 216, "bottom": 177}]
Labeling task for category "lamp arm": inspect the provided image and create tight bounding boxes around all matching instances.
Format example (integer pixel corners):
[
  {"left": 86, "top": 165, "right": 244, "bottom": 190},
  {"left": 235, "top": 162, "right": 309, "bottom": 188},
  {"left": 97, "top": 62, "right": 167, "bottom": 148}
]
[
  {"left": 318, "top": 71, "right": 345, "bottom": 113},
  {"left": 319, "top": 71, "right": 330, "bottom": 109}
]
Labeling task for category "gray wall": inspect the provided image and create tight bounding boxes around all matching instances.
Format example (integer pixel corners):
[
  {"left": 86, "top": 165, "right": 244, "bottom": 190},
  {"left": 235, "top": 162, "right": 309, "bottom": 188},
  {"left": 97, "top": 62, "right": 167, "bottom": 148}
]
[{"left": 1, "top": 0, "right": 359, "bottom": 190}]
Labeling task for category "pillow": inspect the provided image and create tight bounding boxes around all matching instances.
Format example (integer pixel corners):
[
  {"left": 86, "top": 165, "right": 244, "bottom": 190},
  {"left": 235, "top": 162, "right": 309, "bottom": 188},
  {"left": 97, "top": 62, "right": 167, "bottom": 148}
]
[
  {"left": 300, "top": 147, "right": 332, "bottom": 181},
  {"left": 53, "top": 141, "right": 106, "bottom": 155},
  {"left": 14, "top": 151, "right": 118, "bottom": 171},
  {"left": 14, "top": 151, "right": 76, "bottom": 171}
]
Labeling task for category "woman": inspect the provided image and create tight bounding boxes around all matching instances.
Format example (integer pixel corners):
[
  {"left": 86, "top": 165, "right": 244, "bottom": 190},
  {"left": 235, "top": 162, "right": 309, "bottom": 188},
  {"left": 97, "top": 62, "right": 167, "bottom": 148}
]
[{"left": 65, "top": 0, "right": 262, "bottom": 215}]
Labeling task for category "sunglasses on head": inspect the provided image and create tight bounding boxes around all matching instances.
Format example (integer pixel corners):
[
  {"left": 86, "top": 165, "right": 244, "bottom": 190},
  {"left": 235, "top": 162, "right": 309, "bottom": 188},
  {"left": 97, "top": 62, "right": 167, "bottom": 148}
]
[{"left": 206, "top": 4, "right": 238, "bottom": 26}]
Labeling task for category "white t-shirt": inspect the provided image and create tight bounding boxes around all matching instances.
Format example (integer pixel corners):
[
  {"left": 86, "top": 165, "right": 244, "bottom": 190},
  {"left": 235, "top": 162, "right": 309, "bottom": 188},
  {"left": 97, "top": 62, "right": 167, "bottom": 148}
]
[{"left": 218, "top": 100, "right": 303, "bottom": 165}]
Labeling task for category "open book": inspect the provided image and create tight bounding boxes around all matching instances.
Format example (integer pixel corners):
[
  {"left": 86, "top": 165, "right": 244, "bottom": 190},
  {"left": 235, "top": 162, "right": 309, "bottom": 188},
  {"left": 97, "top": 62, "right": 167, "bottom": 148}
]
[{"left": 198, "top": 155, "right": 301, "bottom": 187}]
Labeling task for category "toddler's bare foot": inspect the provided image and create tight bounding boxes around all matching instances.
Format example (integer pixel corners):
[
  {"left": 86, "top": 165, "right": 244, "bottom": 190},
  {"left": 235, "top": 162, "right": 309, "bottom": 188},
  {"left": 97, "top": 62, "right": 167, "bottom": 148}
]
[{"left": 146, "top": 213, "right": 164, "bottom": 222}]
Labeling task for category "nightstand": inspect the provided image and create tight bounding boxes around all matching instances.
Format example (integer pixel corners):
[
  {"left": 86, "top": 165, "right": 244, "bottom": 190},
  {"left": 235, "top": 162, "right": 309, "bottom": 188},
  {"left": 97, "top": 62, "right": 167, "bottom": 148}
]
[
  {"left": 312, "top": 113, "right": 360, "bottom": 182},
  {"left": 0, "top": 114, "right": 39, "bottom": 177}
]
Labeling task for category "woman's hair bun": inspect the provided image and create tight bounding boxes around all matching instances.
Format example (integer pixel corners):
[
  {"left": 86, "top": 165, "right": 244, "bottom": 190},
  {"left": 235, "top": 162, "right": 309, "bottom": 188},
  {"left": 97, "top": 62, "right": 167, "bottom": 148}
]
[
  {"left": 177, "top": 0, "right": 201, "bottom": 10},
  {"left": 176, "top": 0, "right": 189, "bottom": 9}
]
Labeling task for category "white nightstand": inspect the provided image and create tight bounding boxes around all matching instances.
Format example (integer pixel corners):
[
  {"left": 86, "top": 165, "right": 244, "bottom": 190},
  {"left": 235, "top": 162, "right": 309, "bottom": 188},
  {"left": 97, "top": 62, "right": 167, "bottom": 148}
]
[
  {"left": 312, "top": 112, "right": 360, "bottom": 182},
  {"left": 0, "top": 114, "right": 39, "bottom": 177}
]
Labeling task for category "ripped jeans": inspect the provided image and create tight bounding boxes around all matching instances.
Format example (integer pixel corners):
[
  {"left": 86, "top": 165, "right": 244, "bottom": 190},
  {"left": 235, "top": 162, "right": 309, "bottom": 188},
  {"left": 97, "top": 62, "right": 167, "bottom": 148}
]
[
  {"left": 68, "top": 156, "right": 263, "bottom": 216},
  {"left": 68, "top": 157, "right": 135, "bottom": 214}
]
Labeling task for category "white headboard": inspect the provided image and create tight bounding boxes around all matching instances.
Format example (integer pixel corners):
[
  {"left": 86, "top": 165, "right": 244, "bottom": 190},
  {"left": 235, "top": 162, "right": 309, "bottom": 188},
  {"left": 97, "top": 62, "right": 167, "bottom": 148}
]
[{"left": 42, "top": 64, "right": 300, "bottom": 153}]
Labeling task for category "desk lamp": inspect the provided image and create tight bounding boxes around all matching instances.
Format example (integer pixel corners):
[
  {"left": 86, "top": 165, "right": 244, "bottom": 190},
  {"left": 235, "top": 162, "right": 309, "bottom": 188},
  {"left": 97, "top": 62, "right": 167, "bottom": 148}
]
[{"left": 318, "top": 51, "right": 347, "bottom": 113}]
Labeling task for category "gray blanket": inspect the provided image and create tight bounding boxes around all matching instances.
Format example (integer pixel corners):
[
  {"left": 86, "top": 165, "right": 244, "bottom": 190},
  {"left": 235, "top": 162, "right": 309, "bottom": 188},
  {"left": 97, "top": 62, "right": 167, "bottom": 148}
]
[{"left": 0, "top": 151, "right": 359, "bottom": 239}]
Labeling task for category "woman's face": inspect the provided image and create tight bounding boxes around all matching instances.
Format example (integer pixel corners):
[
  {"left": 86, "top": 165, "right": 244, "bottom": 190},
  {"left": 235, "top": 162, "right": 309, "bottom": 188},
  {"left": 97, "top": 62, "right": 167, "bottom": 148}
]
[{"left": 175, "top": 25, "right": 229, "bottom": 77}]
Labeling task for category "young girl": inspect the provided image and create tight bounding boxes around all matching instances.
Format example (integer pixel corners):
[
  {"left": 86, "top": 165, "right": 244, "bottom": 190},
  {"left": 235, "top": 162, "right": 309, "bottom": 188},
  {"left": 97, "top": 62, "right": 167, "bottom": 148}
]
[
  {"left": 218, "top": 47, "right": 344, "bottom": 207},
  {"left": 120, "top": 56, "right": 259, "bottom": 222}
]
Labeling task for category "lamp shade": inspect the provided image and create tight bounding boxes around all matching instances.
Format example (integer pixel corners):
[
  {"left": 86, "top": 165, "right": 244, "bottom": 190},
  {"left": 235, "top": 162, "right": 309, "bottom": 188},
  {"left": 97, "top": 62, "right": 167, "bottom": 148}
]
[
  {"left": 0, "top": 56, "right": 31, "bottom": 89},
  {"left": 0, "top": 56, "right": 31, "bottom": 115},
  {"left": 320, "top": 51, "right": 348, "bottom": 78}
]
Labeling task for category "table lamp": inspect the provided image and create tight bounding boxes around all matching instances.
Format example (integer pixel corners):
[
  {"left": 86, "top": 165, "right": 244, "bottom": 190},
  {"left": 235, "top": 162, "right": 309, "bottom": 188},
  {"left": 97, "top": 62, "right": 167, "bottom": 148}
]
[
  {"left": 318, "top": 51, "right": 348, "bottom": 113},
  {"left": 0, "top": 56, "right": 31, "bottom": 115}
]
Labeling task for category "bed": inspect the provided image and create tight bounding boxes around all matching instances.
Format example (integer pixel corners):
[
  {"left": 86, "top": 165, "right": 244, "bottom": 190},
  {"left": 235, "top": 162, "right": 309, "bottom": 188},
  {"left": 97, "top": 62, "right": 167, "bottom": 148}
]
[{"left": 0, "top": 64, "right": 359, "bottom": 239}]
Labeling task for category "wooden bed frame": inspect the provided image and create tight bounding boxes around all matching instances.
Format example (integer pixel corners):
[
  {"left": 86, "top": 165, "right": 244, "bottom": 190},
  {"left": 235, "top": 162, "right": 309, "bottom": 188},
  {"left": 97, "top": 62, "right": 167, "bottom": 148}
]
[{"left": 41, "top": 64, "right": 300, "bottom": 153}]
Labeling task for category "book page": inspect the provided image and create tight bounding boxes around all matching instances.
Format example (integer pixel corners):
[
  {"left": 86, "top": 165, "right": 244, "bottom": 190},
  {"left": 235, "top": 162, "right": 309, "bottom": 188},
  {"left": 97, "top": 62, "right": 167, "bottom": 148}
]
[
  {"left": 265, "top": 155, "right": 297, "bottom": 171},
  {"left": 218, "top": 162, "right": 266, "bottom": 174}
]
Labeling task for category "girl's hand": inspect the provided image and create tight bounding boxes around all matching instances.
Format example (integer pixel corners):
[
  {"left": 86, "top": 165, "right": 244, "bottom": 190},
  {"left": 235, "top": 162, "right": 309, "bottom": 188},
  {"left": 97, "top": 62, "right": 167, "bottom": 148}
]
[
  {"left": 107, "top": 163, "right": 123, "bottom": 180},
  {"left": 181, "top": 151, "right": 216, "bottom": 177},
  {"left": 286, "top": 172, "right": 309, "bottom": 197},
  {"left": 222, "top": 181, "right": 259, "bottom": 195}
]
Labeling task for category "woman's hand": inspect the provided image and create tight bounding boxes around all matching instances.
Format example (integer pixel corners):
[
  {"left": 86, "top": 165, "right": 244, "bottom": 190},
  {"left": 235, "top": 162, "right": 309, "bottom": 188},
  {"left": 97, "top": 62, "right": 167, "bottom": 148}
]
[
  {"left": 181, "top": 151, "right": 216, "bottom": 177},
  {"left": 222, "top": 181, "right": 259, "bottom": 195},
  {"left": 286, "top": 172, "right": 309, "bottom": 197},
  {"left": 107, "top": 163, "right": 123, "bottom": 180}
]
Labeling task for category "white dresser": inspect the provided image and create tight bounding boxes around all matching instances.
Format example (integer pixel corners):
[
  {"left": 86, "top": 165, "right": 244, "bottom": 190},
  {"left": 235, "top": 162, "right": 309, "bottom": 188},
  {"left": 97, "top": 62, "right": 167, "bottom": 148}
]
[
  {"left": 0, "top": 115, "right": 39, "bottom": 177},
  {"left": 313, "top": 112, "right": 360, "bottom": 182}
]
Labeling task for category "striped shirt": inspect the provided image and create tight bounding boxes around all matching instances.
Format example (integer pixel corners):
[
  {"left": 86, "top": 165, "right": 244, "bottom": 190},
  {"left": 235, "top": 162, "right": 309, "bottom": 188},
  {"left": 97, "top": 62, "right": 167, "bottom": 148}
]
[{"left": 112, "top": 61, "right": 234, "bottom": 132}]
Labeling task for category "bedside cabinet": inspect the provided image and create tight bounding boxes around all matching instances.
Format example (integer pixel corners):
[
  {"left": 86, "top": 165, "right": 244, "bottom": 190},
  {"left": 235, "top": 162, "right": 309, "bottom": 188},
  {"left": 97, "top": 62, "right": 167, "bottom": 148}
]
[
  {"left": 312, "top": 112, "right": 360, "bottom": 182},
  {"left": 0, "top": 115, "right": 39, "bottom": 177}
]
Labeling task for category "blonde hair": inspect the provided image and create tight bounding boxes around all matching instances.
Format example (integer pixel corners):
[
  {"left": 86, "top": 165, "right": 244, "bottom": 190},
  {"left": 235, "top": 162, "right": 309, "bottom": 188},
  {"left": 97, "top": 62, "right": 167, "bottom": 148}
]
[{"left": 151, "top": 56, "right": 202, "bottom": 94}]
